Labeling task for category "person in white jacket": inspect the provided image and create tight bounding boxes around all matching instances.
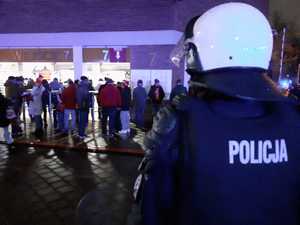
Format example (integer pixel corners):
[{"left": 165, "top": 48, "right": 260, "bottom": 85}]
[{"left": 30, "top": 78, "right": 45, "bottom": 137}]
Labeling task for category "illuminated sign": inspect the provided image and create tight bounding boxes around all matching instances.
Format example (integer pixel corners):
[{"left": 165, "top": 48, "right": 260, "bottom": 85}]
[{"left": 83, "top": 48, "right": 129, "bottom": 62}]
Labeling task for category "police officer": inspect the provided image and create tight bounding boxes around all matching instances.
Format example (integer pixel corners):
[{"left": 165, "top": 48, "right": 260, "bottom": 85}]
[{"left": 133, "top": 3, "right": 300, "bottom": 225}]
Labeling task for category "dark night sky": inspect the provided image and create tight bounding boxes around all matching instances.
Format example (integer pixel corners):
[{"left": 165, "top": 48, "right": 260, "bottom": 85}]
[{"left": 269, "top": 0, "right": 300, "bottom": 34}]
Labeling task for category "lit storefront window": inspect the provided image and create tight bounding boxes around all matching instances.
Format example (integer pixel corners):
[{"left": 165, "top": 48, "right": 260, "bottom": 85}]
[
  {"left": 0, "top": 47, "right": 131, "bottom": 93},
  {"left": 0, "top": 48, "right": 74, "bottom": 91},
  {"left": 82, "top": 48, "right": 130, "bottom": 88},
  {"left": 54, "top": 62, "right": 74, "bottom": 83},
  {"left": 22, "top": 62, "right": 54, "bottom": 79},
  {"left": 0, "top": 62, "right": 19, "bottom": 93}
]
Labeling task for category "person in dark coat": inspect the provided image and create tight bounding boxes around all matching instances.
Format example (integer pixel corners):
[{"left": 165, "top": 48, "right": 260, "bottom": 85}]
[
  {"left": 0, "top": 92, "right": 14, "bottom": 144},
  {"left": 49, "top": 78, "right": 62, "bottom": 129},
  {"left": 5, "top": 76, "right": 23, "bottom": 137},
  {"left": 170, "top": 79, "right": 187, "bottom": 101},
  {"left": 49, "top": 78, "right": 62, "bottom": 91},
  {"left": 26, "top": 78, "right": 35, "bottom": 89},
  {"left": 41, "top": 79, "right": 50, "bottom": 128},
  {"left": 119, "top": 80, "right": 131, "bottom": 134},
  {"left": 76, "top": 76, "right": 90, "bottom": 139},
  {"left": 88, "top": 80, "right": 95, "bottom": 123},
  {"left": 148, "top": 79, "right": 165, "bottom": 115},
  {"left": 115, "top": 82, "right": 123, "bottom": 132},
  {"left": 133, "top": 80, "right": 147, "bottom": 128}
]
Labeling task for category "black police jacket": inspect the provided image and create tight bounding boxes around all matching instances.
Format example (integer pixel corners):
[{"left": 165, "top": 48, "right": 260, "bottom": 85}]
[{"left": 136, "top": 95, "right": 300, "bottom": 225}]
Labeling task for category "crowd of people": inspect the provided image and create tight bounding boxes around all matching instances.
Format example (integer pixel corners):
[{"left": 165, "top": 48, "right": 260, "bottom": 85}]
[{"left": 0, "top": 74, "right": 188, "bottom": 144}]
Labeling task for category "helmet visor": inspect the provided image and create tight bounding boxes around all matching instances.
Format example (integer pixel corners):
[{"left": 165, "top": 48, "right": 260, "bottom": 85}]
[{"left": 170, "top": 35, "right": 188, "bottom": 67}]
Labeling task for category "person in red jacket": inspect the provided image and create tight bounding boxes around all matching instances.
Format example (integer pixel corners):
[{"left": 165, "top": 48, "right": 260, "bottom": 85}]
[
  {"left": 98, "top": 78, "right": 121, "bottom": 138},
  {"left": 61, "top": 79, "right": 77, "bottom": 134}
]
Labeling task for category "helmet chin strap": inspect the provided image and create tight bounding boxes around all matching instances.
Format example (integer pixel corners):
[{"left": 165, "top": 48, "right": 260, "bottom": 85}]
[
  {"left": 185, "top": 42, "right": 203, "bottom": 72},
  {"left": 189, "top": 80, "right": 256, "bottom": 101},
  {"left": 189, "top": 80, "right": 208, "bottom": 88}
]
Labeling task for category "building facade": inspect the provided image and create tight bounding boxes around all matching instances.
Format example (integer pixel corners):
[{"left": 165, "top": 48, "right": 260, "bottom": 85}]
[{"left": 0, "top": 0, "right": 269, "bottom": 95}]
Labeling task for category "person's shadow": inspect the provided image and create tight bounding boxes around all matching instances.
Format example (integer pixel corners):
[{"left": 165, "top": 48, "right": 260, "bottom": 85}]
[
  {"left": 54, "top": 145, "right": 112, "bottom": 225},
  {"left": 0, "top": 146, "right": 41, "bottom": 224},
  {"left": 54, "top": 146, "right": 97, "bottom": 194},
  {"left": 104, "top": 153, "right": 141, "bottom": 225}
]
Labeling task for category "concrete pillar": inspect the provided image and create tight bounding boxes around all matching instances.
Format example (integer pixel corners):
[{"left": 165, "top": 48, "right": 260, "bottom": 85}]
[
  {"left": 18, "top": 62, "right": 23, "bottom": 76},
  {"left": 73, "top": 46, "right": 83, "bottom": 80}
]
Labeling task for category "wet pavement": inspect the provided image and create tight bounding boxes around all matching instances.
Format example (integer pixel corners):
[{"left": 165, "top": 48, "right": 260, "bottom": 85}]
[
  {"left": 0, "top": 144, "right": 141, "bottom": 225},
  {"left": 0, "top": 122, "right": 145, "bottom": 156}
]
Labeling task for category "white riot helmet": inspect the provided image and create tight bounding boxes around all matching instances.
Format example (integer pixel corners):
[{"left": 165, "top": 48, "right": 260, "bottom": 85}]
[
  {"left": 190, "top": 2, "right": 273, "bottom": 71},
  {"left": 173, "top": 2, "right": 292, "bottom": 102}
]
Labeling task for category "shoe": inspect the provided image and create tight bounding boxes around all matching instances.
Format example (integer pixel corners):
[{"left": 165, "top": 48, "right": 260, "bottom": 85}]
[
  {"left": 71, "top": 130, "right": 78, "bottom": 135},
  {"left": 126, "top": 129, "right": 131, "bottom": 134},
  {"left": 7, "top": 139, "right": 14, "bottom": 145},
  {"left": 78, "top": 136, "right": 85, "bottom": 140},
  {"left": 119, "top": 130, "right": 127, "bottom": 134}
]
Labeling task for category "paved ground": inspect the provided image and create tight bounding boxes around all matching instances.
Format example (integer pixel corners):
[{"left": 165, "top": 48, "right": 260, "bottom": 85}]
[
  {"left": 0, "top": 122, "right": 145, "bottom": 156},
  {"left": 0, "top": 144, "right": 141, "bottom": 225}
]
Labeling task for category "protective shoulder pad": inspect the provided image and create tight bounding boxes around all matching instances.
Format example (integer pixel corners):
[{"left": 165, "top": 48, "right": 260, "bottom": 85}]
[
  {"left": 170, "top": 94, "right": 190, "bottom": 111},
  {"left": 143, "top": 96, "right": 189, "bottom": 155},
  {"left": 151, "top": 105, "right": 178, "bottom": 135}
]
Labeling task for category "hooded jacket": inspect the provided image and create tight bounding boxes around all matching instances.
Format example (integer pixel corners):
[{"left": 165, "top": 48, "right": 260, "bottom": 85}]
[
  {"left": 99, "top": 83, "right": 121, "bottom": 108},
  {"left": 76, "top": 80, "right": 90, "bottom": 110}
]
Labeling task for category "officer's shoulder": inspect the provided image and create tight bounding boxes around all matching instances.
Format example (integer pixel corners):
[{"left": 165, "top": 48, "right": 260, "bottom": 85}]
[
  {"left": 170, "top": 94, "right": 192, "bottom": 111},
  {"left": 151, "top": 95, "right": 190, "bottom": 135}
]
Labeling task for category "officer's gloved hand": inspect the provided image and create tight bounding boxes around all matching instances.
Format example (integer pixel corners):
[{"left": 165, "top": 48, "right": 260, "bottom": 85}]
[{"left": 171, "top": 94, "right": 189, "bottom": 111}]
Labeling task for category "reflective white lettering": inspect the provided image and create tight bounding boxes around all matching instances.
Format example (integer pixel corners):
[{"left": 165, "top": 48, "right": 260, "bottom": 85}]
[
  {"left": 279, "top": 139, "right": 288, "bottom": 162},
  {"left": 263, "top": 140, "right": 272, "bottom": 164},
  {"left": 271, "top": 140, "right": 280, "bottom": 163},
  {"left": 229, "top": 140, "right": 239, "bottom": 164},
  {"left": 258, "top": 141, "right": 263, "bottom": 163},
  {"left": 228, "top": 139, "right": 288, "bottom": 165},
  {"left": 239, "top": 140, "right": 250, "bottom": 164},
  {"left": 250, "top": 140, "right": 259, "bottom": 164}
]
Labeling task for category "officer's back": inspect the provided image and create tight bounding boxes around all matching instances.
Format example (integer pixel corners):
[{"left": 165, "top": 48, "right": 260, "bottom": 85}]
[
  {"left": 135, "top": 3, "right": 300, "bottom": 225},
  {"left": 174, "top": 95, "right": 300, "bottom": 225}
]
